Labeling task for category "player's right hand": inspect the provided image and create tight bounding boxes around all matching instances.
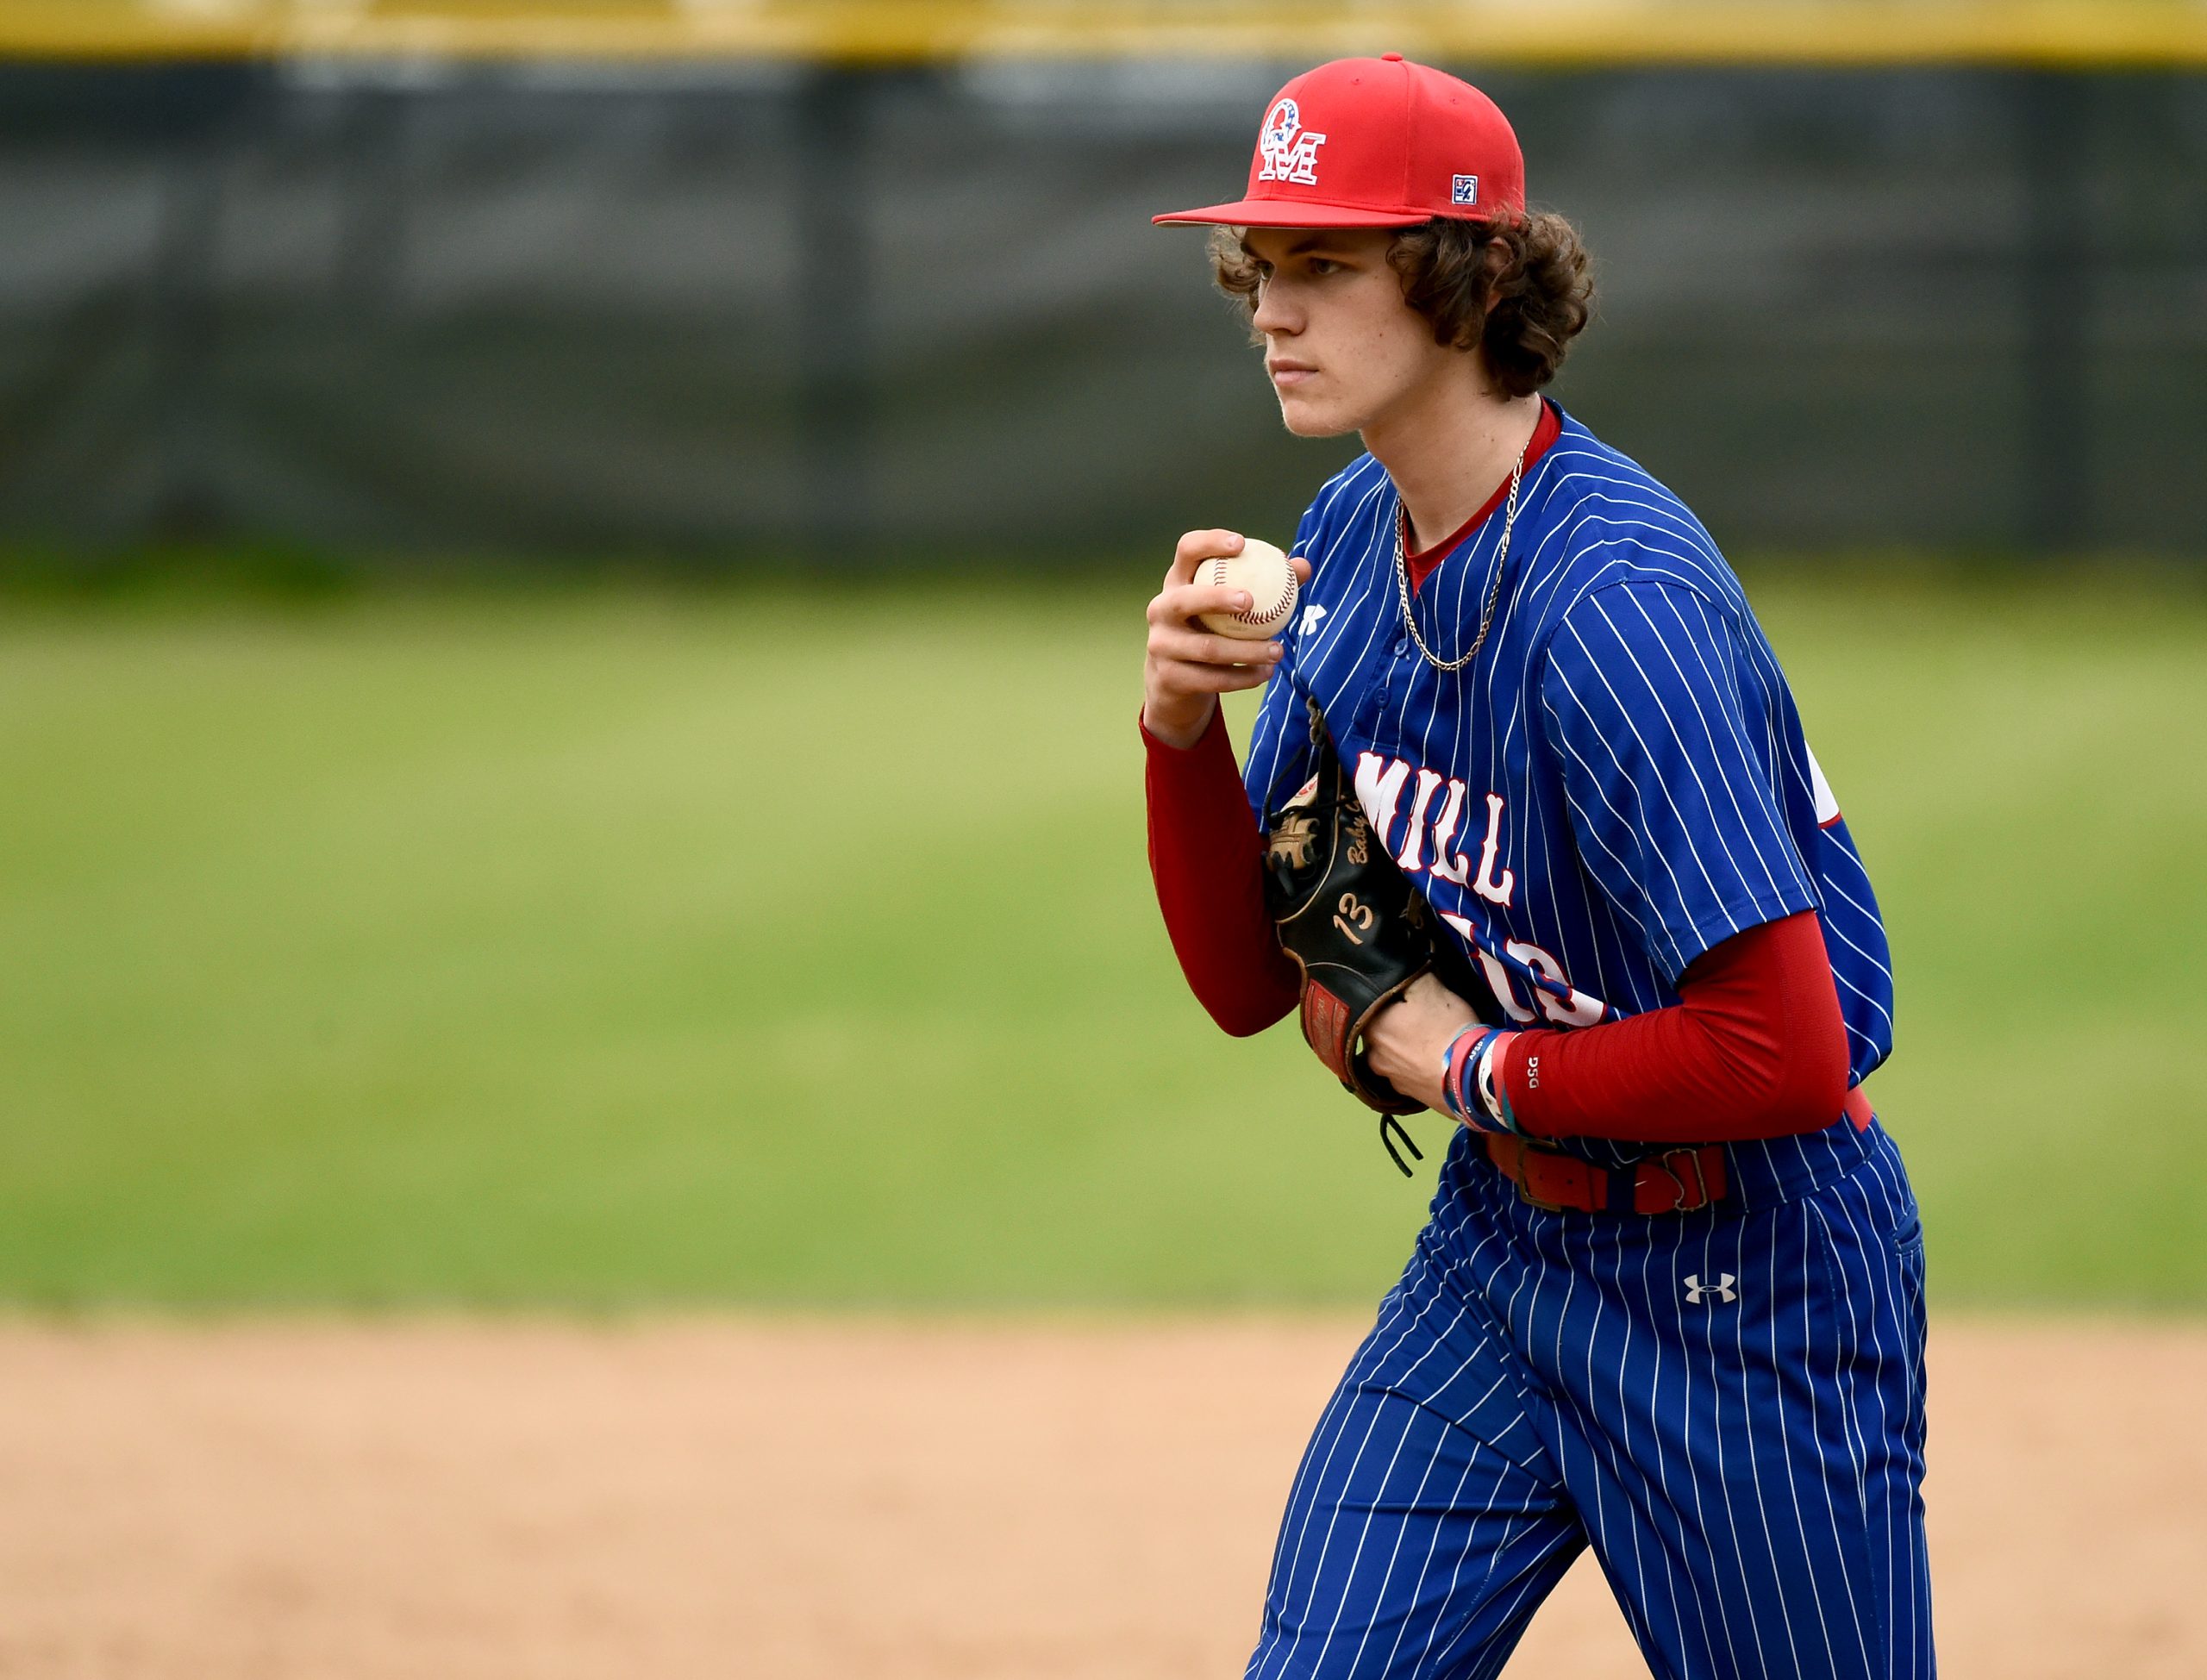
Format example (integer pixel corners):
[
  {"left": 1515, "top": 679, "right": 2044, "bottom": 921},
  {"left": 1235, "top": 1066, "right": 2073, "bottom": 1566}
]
[{"left": 1142, "top": 529, "right": 1312, "bottom": 751}]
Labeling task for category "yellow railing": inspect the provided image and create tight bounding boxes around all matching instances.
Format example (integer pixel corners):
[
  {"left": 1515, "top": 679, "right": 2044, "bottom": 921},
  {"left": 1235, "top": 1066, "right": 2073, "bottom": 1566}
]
[{"left": 3, "top": 2, "right": 2204, "bottom": 66}]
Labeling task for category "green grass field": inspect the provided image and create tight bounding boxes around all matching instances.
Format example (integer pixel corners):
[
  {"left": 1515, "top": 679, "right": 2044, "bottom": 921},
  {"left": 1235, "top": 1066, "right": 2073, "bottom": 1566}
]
[{"left": 2, "top": 570, "right": 2202, "bottom": 1308}]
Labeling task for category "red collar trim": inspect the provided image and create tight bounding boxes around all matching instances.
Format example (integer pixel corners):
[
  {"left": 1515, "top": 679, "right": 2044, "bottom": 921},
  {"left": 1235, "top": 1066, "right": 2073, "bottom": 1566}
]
[{"left": 1404, "top": 397, "right": 1562, "bottom": 594}]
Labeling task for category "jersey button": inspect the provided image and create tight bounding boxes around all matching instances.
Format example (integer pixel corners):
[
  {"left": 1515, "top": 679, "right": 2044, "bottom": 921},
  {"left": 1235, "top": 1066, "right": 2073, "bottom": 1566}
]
[{"left": 1392, "top": 636, "right": 1409, "bottom": 656}]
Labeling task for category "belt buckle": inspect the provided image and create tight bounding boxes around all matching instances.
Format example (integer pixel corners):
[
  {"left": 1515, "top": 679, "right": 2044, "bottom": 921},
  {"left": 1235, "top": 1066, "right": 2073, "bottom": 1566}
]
[
  {"left": 1647, "top": 1148, "right": 1714, "bottom": 1214},
  {"left": 1514, "top": 1171, "right": 1569, "bottom": 1215}
]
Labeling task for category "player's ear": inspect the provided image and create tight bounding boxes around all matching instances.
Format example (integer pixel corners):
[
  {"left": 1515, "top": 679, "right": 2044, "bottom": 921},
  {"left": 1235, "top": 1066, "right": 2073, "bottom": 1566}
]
[{"left": 1477, "top": 231, "right": 1512, "bottom": 309}]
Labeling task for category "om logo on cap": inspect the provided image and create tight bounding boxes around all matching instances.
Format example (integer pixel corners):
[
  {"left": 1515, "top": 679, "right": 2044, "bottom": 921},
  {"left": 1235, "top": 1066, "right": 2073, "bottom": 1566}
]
[{"left": 1257, "top": 97, "right": 1327, "bottom": 186}]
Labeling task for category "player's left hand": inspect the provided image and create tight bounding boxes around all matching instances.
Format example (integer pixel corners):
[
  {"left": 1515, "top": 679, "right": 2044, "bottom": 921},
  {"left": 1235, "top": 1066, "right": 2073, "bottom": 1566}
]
[{"left": 1361, "top": 972, "right": 1484, "bottom": 1115}]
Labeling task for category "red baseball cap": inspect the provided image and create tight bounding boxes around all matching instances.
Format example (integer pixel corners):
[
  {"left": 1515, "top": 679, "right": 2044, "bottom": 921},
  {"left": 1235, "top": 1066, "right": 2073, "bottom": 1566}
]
[{"left": 1154, "top": 53, "right": 1524, "bottom": 229}]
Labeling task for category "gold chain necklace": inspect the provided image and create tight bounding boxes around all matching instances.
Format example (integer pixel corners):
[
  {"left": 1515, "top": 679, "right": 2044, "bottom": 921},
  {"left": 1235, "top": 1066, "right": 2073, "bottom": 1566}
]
[{"left": 1392, "top": 438, "right": 1529, "bottom": 674}]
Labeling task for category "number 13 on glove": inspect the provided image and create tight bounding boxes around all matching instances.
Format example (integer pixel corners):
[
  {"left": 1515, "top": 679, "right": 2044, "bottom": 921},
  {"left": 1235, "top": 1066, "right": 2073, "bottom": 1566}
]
[{"left": 1262, "top": 701, "right": 1503, "bottom": 1158}]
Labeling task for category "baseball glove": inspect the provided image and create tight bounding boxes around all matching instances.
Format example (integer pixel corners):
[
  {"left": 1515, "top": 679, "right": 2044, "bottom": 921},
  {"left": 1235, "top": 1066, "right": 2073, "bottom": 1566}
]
[{"left": 1262, "top": 698, "right": 1501, "bottom": 1166}]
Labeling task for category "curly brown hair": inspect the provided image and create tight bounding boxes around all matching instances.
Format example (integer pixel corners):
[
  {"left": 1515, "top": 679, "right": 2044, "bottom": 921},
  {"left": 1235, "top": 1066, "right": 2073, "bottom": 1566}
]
[{"left": 1207, "top": 213, "right": 1595, "bottom": 398}]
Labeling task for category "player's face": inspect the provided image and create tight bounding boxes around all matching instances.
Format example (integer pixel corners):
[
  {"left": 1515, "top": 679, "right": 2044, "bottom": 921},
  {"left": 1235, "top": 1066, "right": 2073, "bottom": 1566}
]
[{"left": 1241, "top": 226, "right": 1461, "bottom": 440}]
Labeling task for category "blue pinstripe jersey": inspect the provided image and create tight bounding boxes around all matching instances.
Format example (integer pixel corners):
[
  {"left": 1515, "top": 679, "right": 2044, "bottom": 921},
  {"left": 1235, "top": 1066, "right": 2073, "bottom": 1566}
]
[{"left": 1243, "top": 403, "right": 1896, "bottom": 1173}]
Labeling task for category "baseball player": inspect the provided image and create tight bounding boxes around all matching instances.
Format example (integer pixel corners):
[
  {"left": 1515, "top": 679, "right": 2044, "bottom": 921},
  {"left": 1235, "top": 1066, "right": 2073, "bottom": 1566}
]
[{"left": 1140, "top": 56, "right": 1929, "bottom": 1680}]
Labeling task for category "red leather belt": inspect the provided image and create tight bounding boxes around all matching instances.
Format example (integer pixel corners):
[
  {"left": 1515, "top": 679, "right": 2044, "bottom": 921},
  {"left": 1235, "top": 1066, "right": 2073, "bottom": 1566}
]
[
  {"left": 1483, "top": 1087, "right": 1875, "bottom": 1215},
  {"left": 1485, "top": 1134, "right": 1726, "bottom": 1214}
]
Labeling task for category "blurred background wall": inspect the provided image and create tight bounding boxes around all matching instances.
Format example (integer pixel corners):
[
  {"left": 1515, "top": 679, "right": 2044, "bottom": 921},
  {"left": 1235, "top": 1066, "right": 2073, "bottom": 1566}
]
[{"left": 1, "top": 3, "right": 2203, "bottom": 565}]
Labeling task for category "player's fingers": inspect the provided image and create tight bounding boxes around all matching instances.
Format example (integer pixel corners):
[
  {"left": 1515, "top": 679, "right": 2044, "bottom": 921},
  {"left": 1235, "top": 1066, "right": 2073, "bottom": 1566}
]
[
  {"left": 1149, "top": 623, "right": 1283, "bottom": 668},
  {"left": 1289, "top": 553, "right": 1312, "bottom": 583},
  {"left": 1166, "top": 528, "right": 1245, "bottom": 585},
  {"left": 1153, "top": 658, "right": 1276, "bottom": 695},
  {"left": 1147, "top": 580, "right": 1260, "bottom": 628}
]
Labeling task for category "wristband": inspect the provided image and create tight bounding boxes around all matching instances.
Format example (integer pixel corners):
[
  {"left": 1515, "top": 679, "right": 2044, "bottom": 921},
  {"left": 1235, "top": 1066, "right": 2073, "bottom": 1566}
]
[
  {"left": 1439, "top": 1022, "right": 1488, "bottom": 1121},
  {"left": 1442, "top": 1024, "right": 1503, "bottom": 1127},
  {"left": 1473, "top": 1031, "right": 1522, "bottom": 1135}
]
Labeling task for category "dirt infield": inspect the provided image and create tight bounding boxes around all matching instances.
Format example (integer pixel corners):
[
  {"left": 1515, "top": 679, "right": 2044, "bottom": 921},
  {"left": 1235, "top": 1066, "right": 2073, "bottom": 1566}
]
[{"left": 0, "top": 1317, "right": 2199, "bottom": 1678}]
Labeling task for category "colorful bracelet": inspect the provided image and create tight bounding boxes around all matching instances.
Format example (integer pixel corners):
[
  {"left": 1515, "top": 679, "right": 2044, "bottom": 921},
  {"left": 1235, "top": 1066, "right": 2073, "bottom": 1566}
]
[
  {"left": 1441, "top": 1024, "right": 1502, "bottom": 1127},
  {"left": 1473, "top": 1031, "right": 1522, "bottom": 1135},
  {"left": 1438, "top": 1023, "right": 1481, "bottom": 1121}
]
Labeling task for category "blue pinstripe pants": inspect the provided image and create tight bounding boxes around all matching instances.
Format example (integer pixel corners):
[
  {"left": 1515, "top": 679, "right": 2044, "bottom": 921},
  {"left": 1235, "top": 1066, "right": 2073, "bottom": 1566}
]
[{"left": 1247, "top": 1122, "right": 1931, "bottom": 1680}]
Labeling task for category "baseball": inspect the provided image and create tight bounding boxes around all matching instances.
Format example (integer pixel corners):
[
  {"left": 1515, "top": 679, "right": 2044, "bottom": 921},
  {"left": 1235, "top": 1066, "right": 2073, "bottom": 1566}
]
[{"left": 1196, "top": 538, "right": 1298, "bottom": 641}]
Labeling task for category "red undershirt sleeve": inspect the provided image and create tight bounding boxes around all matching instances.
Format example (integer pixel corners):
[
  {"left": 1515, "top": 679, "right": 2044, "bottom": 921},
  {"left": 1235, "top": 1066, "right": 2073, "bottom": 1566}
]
[
  {"left": 1141, "top": 706, "right": 1301, "bottom": 1037},
  {"left": 1495, "top": 910, "right": 1850, "bottom": 1143}
]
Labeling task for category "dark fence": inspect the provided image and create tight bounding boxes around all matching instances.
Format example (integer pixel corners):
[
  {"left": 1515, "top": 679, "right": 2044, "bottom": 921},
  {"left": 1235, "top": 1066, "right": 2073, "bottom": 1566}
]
[{"left": 0, "top": 59, "right": 2201, "bottom": 562}]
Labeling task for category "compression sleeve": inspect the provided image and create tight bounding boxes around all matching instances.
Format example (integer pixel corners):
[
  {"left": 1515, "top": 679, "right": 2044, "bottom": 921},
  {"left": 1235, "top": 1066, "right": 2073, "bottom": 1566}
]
[
  {"left": 1142, "top": 706, "right": 1301, "bottom": 1036},
  {"left": 1495, "top": 909, "right": 1849, "bottom": 1143}
]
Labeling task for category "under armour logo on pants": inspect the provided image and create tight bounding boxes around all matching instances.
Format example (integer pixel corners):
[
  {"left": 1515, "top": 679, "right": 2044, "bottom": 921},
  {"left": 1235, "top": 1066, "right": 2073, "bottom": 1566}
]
[{"left": 1683, "top": 1273, "right": 1737, "bottom": 1304}]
